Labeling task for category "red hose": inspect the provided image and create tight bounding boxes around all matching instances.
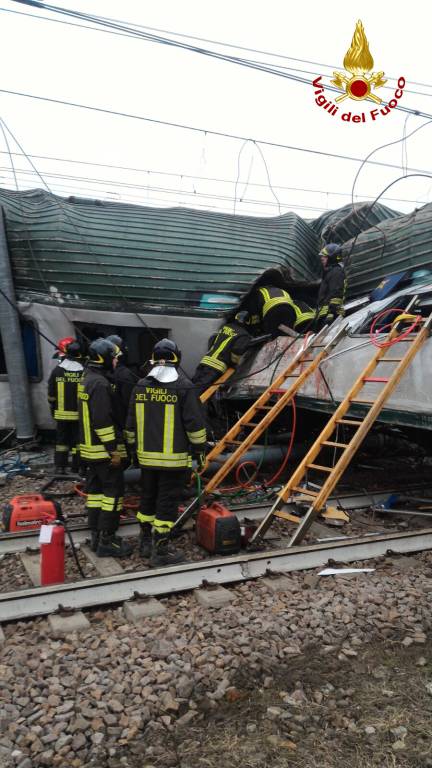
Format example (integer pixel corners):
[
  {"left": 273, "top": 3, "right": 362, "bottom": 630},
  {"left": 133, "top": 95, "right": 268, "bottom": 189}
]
[
  {"left": 264, "top": 398, "right": 297, "bottom": 487},
  {"left": 369, "top": 308, "right": 421, "bottom": 348},
  {"left": 235, "top": 460, "right": 258, "bottom": 488}
]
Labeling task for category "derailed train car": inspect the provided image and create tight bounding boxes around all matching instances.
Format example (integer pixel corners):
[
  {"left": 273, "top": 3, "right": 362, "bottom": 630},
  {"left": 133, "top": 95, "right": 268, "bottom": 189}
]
[{"left": 0, "top": 186, "right": 431, "bottom": 434}]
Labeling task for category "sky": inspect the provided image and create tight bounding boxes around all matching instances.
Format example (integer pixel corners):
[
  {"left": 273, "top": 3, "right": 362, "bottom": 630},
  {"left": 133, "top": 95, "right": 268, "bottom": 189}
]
[{"left": 0, "top": 0, "right": 431, "bottom": 220}]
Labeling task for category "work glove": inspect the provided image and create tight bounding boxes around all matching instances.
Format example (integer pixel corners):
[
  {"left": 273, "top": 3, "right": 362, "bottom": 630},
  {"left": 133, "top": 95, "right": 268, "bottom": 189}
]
[
  {"left": 110, "top": 451, "right": 122, "bottom": 468},
  {"left": 192, "top": 444, "right": 208, "bottom": 473}
]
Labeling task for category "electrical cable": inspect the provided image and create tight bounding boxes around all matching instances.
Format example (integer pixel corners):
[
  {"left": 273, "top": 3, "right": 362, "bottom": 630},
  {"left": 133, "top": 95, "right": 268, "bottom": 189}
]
[
  {"left": 0, "top": 150, "right": 429, "bottom": 206},
  {"left": 5, "top": 3, "right": 432, "bottom": 105},
  {"left": 1, "top": 88, "right": 431, "bottom": 175},
  {"left": 6, "top": 3, "right": 432, "bottom": 96}
]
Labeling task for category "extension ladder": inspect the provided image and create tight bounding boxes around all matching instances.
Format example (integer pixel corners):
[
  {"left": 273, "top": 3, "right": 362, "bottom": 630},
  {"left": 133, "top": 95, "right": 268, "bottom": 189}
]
[
  {"left": 200, "top": 368, "right": 235, "bottom": 403},
  {"left": 173, "top": 324, "right": 347, "bottom": 532},
  {"left": 250, "top": 302, "right": 432, "bottom": 548}
]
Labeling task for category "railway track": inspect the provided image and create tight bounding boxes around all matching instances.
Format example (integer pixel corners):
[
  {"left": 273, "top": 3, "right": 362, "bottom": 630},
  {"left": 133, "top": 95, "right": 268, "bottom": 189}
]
[
  {"left": 2, "top": 525, "right": 432, "bottom": 623},
  {"left": 1, "top": 486, "right": 423, "bottom": 555}
]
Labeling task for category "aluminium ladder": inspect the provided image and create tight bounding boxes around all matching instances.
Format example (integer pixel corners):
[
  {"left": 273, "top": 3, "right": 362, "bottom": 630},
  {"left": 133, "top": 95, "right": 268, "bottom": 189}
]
[
  {"left": 173, "top": 324, "right": 347, "bottom": 532},
  {"left": 250, "top": 302, "right": 432, "bottom": 548}
]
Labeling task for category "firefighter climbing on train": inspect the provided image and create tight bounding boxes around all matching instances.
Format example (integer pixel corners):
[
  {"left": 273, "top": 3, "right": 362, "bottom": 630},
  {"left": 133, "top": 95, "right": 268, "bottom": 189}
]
[
  {"left": 315, "top": 243, "right": 347, "bottom": 328},
  {"left": 246, "top": 269, "right": 315, "bottom": 337},
  {"left": 126, "top": 338, "right": 207, "bottom": 566},
  {"left": 47, "top": 338, "right": 84, "bottom": 473},
  {"left": 192, "top": 311, "right": 254, "bottom": 395},
  {"left": 78, "top": 338, "right": 132, "bottom": 558}
]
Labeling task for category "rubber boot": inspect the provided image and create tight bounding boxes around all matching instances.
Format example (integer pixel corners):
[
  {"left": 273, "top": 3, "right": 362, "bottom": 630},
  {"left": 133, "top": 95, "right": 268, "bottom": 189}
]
[
  {"left": 150, "top": 531, "right": 184, "bottom": 567},
  {"left": 139, "top": 523, "right": 152, "bottom": 558},
  {"left": 97, "top": 532, "right": 133, "bottom": 558},
  {"left": 90, "top": 531, "right": 100, "bottom": 553}
]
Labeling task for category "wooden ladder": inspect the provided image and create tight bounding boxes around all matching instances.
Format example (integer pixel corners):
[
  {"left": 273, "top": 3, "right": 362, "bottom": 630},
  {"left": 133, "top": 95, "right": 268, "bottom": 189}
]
[
  {"left": 173, "top": 324, "right": 347, "bottom": 532},
  {"left": 200, "top": 368, "right": 235, "bottom": 404},
  {"left": 250, "top": 301, "right": 432, "bottom": 547}
]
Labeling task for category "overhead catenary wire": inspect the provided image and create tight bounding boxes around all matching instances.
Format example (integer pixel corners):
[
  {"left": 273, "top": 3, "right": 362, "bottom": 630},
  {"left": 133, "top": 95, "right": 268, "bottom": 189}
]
[
  {"left": 4, "top": 3, "right": 432, "bottom": 101},
  {"left": 0, "top": 154, "right": 429, "bottom": 208},
  {"left": 1, "top": 88, "right": 432, "bottom": 177}
]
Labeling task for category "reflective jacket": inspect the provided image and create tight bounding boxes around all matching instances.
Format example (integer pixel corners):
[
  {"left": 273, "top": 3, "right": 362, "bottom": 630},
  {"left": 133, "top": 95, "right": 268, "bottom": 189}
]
[
  {"left": 47, "top": 359, "right": 83, "bottom": 421},
  {"left": 78, "top": 367, "right": 126, "bottom": 462},
  {"left": 198, "top": 321, "right": 251, "bottom": 375},
  {"left": 317, "top": 263, "right": 346, "bottom": 320},
  {"left": 250, "top": 287, "right": 315, "bottom": 329},
  {"left": 125, "top": 372, "right": 206, "bottom": 469}
]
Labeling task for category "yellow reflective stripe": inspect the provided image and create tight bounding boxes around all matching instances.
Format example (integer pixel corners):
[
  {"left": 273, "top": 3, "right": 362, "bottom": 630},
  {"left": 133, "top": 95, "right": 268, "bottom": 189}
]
[
  {"left": 54, "top": 410, "right": 79, "bottom": 421},
  {"left": 231, "top": 353, "right": 241, "bottom": 364},
  {"left": 101, "top": 496, "right": 123, "bottom": 512},
  {"left": 136, "top": 403, "right": 144, "bottom": 456},
  {"left": 209, "top": 333, "right": 233, "bottom": 361},
  {"left": 187, "top": 428, "right": 206, "bottom": 444},
  {"left": 250, "top": 314, "right": 260, "bottom": 325},
  {"left": 57, "top": 380, "right": 65, "bottom": 414},
  {"left": 124, "top": 430, "right": 135, "bottom": 445},
  {"left": 329, "top": 298, "right": 343, "bottom": 305},
  {"left": 294, "top": 311, "right": 315, "bottom": 328},
  {"left": 318, "top": 305, "right": 329, "bottom": 317},
  {"left": 79, "top": 445, "right": 110, "bottom": 459},
  {"left": 86, "top": 494, "right": 103, "bottom": 508},
  {"left": 259, "top": 287, "right": 271, "bottom": 303},
  {"left": 116, "top": 443, "right": 128, "bottom": 458},
  {"left": 95, "top": 426, "right": 116, "bottom": 443},
  {"left": 201, "top": 355, "right": 227, "bottom": 373},
  {"left": 163, "top": 404, "right": 174, "bottom": 456},
  {"left": 153, "top": 518, "right": 175, "bottom": 532},
  {"left": 83, "top": 401, "right": 91, "bottom": 446},
  {"left": 261, "top": 296, "right": 294, "bottom": 318},
  {"left": 137, "top": 453, "right": 191, "bottom": 468},
  {"left": 137, "top": 512, "right": 155, "bottom": 524},
  {"left": 48, "top": 396, "right": 56, "bottom": 402},
  {"left": 55, "top": 444, "right": 69, "bottom": 452}
]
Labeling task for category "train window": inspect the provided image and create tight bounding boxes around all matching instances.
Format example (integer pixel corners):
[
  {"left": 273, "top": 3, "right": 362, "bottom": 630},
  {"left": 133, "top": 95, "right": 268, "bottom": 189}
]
[
  {"left": 0, "top": 319, "right": 41, "bottom": 380},
  {"left": 74, "top": 323, "right": 167, "bottom": 373}
]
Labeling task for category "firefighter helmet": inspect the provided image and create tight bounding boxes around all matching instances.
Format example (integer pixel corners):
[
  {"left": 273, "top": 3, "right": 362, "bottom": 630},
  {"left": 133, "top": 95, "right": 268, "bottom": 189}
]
[
  {"left": 64, "top": 340, "right": 83, "bottom": 360},
  {"left": 106, "top": 334, "right": 128, "bottom": 362},
  {"left": 52, "top": 336, "right": 75, "bottom": 359},
  {"left": 234, "top": 311, "right": 250, "bottom": 326},
  {"left": 88, "top": 338, "right": 121, "bottom": 370},
  {"left": 150, "top": 338, "right": 181, "bottom": 366},
  {"left": 320, "top": 243, "right": 343, "bottom": 264}
]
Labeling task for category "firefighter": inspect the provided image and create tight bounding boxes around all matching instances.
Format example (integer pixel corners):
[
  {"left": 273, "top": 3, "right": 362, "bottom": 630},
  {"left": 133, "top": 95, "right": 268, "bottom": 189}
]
[
  {"left": 316, "top": 243, "right": 347, "bottom": 328},
  {"left": 105, "top": 335, "right": 137, "bottom": 425},
  {"left": 106, "top": 335, "right": 137, "bottom": 462},
  {"left": 248, "top": 284, "right": 315, "bottom": 337},
  {"left": 47, "top": 338, "right": 84, "bottom": 473},
  {"left": 78, "top": 338, "right": 132, "bottom": 557},
  {"left": 126, "top": 338, "right": 206, "bottom": 566},
  {"left": 191, "top": 311, "right": 253, "bottom": 395}
]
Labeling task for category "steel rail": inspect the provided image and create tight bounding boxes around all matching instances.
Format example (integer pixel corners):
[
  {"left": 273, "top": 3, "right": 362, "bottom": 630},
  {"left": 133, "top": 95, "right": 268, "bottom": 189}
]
[
  {"left": 2, "top": 486, "right": 432, "bottom": 555},
  {"left": 2, "top": 527, "right": 432, "bottom": 622}
]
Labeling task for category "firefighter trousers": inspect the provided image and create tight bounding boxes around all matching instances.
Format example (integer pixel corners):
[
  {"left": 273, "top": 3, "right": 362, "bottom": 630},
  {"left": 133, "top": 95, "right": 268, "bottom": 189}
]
[
  {"left": 191, "top": 365, "right": 221, "bottom": 396},
  {"left": 85, "top": 461, "right": 124, "bottom": 534},
  {"left": 54, "top": 421, "right": 80, "bottom": 472},
  {"left": 262, "top": 304, "right": 296, "bottom": 337},
  {"left": 137, "top": 468, "right": 189, "bottom": 535}
]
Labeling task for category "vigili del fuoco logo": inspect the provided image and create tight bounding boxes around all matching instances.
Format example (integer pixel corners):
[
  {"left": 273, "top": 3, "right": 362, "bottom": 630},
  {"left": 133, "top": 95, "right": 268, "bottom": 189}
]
[{"left": 312, "top": 20, "right": 405, "bottom": 123}]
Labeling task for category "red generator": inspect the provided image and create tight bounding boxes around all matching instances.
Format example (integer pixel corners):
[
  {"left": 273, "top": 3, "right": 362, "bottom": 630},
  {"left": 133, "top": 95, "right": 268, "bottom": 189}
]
[
  {"left": 2, "top": 494, "right": 58, "bottom": 532},
  {"left": 196, "top": 502, "right": 241, "bottom": 555}
]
